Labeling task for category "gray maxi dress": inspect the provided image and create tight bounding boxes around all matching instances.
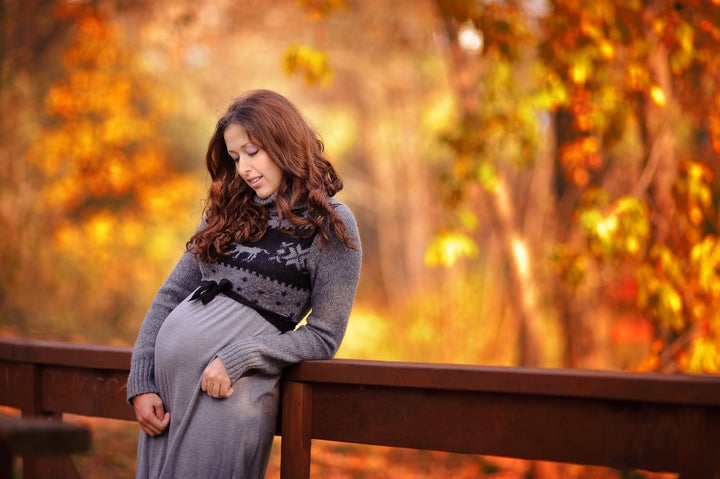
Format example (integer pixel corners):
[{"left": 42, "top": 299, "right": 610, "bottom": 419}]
[{"left": 135, "top": 293, "right": 282, "bottom": 479}]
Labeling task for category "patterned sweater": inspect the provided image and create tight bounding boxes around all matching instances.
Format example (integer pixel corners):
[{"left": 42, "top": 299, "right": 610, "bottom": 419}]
[{"left": 126, "top": 197, "right": 362, "bottom": 402}]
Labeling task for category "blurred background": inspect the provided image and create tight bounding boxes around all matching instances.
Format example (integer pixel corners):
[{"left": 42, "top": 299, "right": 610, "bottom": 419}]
[{"left": 1, "top": 0, "right": 719, "bottom": 477}]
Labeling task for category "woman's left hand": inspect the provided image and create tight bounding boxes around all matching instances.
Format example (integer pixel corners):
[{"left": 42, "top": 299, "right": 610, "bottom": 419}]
[{"left": 201, "top": 357, "right": 234, "bottom": 398}]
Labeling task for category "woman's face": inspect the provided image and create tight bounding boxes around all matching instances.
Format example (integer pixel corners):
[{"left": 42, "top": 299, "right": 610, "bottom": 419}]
[{"left": 224, "top": 123, "right": 284, "bottom": 199}]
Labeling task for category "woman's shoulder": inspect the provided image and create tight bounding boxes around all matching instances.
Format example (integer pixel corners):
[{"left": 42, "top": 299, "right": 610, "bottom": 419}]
[
  {"left": 328, "top": 197, "right": 357, "bottom": 224},
  {"left": 327, "top": 198, "right": 360, "bottom": 248}
]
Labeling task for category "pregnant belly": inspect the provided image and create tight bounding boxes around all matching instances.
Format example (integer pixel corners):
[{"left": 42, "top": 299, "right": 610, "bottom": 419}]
[
  {"left": 158, "top": 295, "right": 243, "bottom": 365},
  {"left": 154, "top": 294, "right": 276, "bottom": 389}
]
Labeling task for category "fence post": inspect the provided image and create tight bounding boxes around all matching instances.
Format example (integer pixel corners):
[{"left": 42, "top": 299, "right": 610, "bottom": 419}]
[
  {"left": 18, "top": 361, "right": 81, "bottom": 479},
  {"left": 280, "top": 381, "right": 313, "bottom": 479}
]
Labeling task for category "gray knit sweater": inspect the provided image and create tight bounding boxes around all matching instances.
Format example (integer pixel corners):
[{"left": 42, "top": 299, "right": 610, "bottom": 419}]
[{"left": 126, "top": 197, "right": 361, "bottom": 403}]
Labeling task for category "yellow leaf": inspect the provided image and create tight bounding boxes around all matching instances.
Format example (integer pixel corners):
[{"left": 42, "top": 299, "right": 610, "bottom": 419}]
[
  {"left": 599, "top": 41, "right": 615, "bottom": 60},
  {"left": 87, "top": 211, "right": 114, "bottom": 245},
  {"left": 650, "top": 86, "right": 666, "bottom": 106},
  {"left": 424, "top": 232, "right": 478, "bottom": 268},
  {"left": 689, "top": 205, "right": 703, "bottom": 226},
  {"left": 668, "top": 291, "right": 682, "bottom": 313},
  {"left": 596, "top": 215, "right": 618, "bottom": 241},
  {"left": 477, "top": 162, "right": 498, "bottom": 192},
  {"left": 282, "top": 44, "right": 333, "bottom": 86},
  {"left": 570, "top": 62, "right": 589, "bottom": 84},
  {"left": 626, "top": 236, "right": 639, "bottom": 254}
]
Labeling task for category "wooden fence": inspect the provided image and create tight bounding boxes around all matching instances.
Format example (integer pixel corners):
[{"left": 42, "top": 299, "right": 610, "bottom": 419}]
[{"left": 1, "top": 337, "right": 719, "bottom": 478}]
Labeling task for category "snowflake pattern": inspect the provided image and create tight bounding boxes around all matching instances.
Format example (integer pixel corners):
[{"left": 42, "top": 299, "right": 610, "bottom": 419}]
[{"left": 271, "top": 242, "right": 311, "bottom": 271}]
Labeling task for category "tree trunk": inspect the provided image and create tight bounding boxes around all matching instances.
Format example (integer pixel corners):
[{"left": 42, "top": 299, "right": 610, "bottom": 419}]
[
  {"left": 641, "top": 2, "right": 677, "bottom": 246},
  {"left": 483, "top": 178, "right": 542, "bottom": 366},
  {"left": 638, "top": 1, "right": 679, "bottom": 369},
  {"left": 551, "top": 108, "right": 608, "bottom": 369},
  {"left": 434, "top": 9, "right": 543, "bottom": 366}
]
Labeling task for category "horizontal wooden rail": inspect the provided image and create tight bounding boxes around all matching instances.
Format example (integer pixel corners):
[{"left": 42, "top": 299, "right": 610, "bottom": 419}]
[
  {"left": 1, "top": 338, "right": 720, "bottom": 479},
  {"left": 0, "top": 338, "right": 134, "bottom": 421},
  {"left": 281, "top": 359, "right": 720, "bottom": 479},
  {"left": 0, "top": 338, "right": 133, "bottom": 478}
]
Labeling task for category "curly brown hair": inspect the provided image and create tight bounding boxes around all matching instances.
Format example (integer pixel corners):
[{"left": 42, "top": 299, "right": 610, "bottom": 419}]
[{"left": 188, "top": 90, "right": 357, "bottom": 262}]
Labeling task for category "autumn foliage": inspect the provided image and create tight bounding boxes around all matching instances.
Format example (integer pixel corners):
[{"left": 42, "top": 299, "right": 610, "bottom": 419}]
[
  {"left": 12, "top": 9, "right": 203, "bottom": 342},
  {"left": 2, "top": 0, "right": 718, "bottom": 370},
  {"left": 2, "top": 0, "right": 720, "bottom": 477},
  {"left": 540, "top": 0, "right": 720, "bottom": 373},
  {"left": 419, "top": 0, "right": 720, "bottom": 374}
]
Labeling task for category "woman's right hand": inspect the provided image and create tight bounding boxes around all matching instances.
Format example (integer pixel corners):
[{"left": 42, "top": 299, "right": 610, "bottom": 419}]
[{"left": 133, "top": 392, "right": 170, "bottom": 436}]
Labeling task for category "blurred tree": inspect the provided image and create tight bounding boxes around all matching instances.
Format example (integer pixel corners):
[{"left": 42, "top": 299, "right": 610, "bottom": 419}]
[
  {"left": 542, "top": 0, "right": 720, "bottom": 373},
  {"left": 0, "top": 0, "right": 78, "bottom": 332},
  {"left": 286, "top": 0, "right": 447, "bottom": 306},
  {"left": 428, "top": 0, "right": 720, "bottom": 371},
  {"left": 5, "top": 0, "right": 719, "bottom": 374},
  {"left": 10, "top": 6, "right": 203, "bottom": 341},
  {"left": 429, "top": 0, "right": 720, "bottom": 372},
  {"left": 431, "top": 0, "right": 546, "bottom": 366}
]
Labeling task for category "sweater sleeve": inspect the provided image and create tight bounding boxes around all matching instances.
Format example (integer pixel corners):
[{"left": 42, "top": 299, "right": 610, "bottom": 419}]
[
  {"left": 127, "top": 249, "right": 202, "bottom": 402},
  {"left": 216, "top": 204, "right": 362, "bottom": 382}
]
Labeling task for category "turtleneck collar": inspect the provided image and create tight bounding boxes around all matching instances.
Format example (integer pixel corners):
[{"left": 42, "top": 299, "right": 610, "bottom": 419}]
[
  {"left": 253, "top": 193, "right": 277, "bottom": 207},
  {"left": 253, "top": 193, "right": 309, "bottom": 214}
]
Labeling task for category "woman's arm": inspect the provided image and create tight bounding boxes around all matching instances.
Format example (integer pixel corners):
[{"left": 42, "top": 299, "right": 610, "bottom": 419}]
[{"left": 127, "top": 250, "right": 202, "bottom": 403}]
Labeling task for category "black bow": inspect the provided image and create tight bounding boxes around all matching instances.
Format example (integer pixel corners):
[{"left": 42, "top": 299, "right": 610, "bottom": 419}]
[{"left": 190, "top": 279, "right": 233, "bottom": 305}]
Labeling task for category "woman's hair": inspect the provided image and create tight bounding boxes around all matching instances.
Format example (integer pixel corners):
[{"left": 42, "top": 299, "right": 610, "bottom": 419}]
[{"left": 189, "top": 89, "right": 356, "bottom": 262}]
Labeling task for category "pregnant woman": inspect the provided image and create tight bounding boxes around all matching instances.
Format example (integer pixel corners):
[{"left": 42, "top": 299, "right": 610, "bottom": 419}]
[{"left": 127, "top": 89, "right": 362, "bottom": 478}]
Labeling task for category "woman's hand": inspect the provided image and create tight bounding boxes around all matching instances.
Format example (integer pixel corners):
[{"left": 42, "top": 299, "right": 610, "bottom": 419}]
[
  {"left": 201, "top": 357, "right": 234, "bottom": 399},
  {"left": 133, "top": 393, "right": 170, "bottom": 436}
]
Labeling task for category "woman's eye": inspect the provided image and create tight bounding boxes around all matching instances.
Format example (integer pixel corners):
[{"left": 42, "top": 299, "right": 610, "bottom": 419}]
[{"left": 246, "top": 149, "right": 259, "bottom": 157}]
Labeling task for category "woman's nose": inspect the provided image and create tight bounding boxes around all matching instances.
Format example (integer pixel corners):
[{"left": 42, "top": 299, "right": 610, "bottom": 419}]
[{"left": 236, "top": 156, "right": 251, "bottom": 173}]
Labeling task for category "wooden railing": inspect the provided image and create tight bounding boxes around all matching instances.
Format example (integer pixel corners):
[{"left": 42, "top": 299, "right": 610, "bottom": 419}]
[
  {"left": 1, "top": 338, "right": 719, "bottom": 478},
  {"left": 0, "top": 338, "right": 132, "bottom": 478}
]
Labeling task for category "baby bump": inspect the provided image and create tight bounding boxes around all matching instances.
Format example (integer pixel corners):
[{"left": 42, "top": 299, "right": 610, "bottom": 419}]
[
  {"left": 157, "top": 296, "right": 232, "bottom": 370},
  {"left": 155, "top": 294, "right": 277, "bottom": 381}
]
